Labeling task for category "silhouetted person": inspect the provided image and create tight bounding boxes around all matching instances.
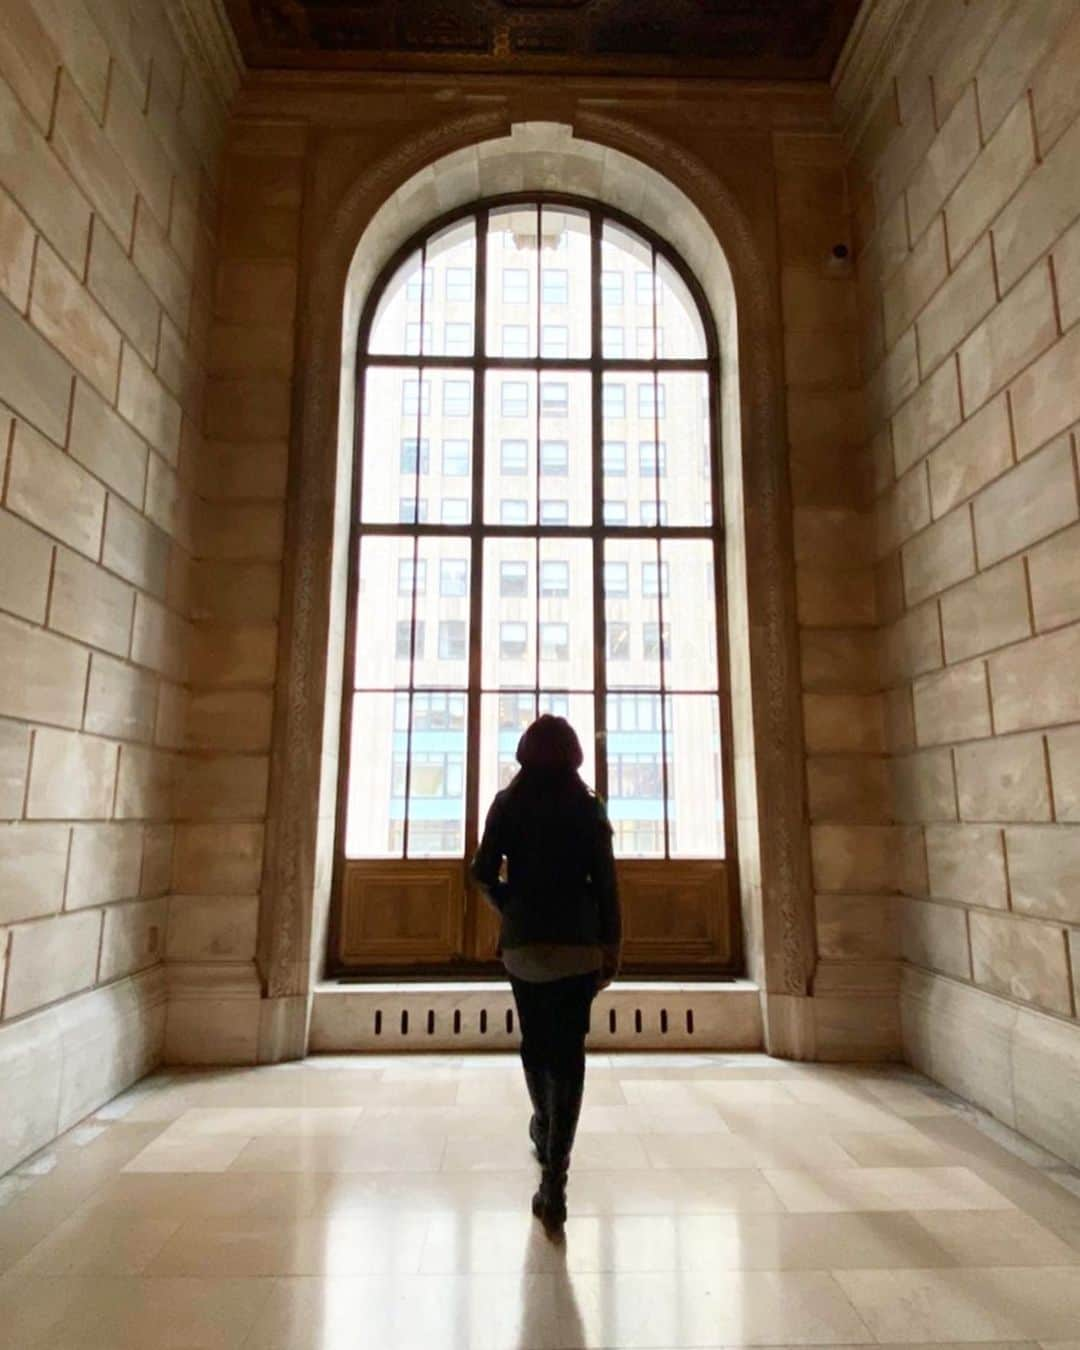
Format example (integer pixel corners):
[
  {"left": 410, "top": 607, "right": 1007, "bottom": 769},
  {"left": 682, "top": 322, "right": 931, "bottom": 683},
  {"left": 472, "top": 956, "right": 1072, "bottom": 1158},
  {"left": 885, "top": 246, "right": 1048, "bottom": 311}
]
[{"left": 471, "top": 714, "right": 622, "bottom": 1235}]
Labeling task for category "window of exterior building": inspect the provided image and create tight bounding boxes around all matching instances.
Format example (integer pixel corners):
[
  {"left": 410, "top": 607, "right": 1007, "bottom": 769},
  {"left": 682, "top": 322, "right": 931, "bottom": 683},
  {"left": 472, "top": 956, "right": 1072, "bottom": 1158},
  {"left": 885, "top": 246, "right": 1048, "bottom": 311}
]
[{"left": 345, "top": 197, "right": 727, "bottom": 897}]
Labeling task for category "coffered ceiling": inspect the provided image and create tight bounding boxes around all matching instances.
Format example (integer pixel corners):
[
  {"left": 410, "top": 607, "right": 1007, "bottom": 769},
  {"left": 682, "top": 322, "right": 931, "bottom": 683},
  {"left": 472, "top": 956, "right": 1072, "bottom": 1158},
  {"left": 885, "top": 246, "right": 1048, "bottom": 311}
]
[{"left": 224, "top": 0, "right": 863, "bottom": 80}]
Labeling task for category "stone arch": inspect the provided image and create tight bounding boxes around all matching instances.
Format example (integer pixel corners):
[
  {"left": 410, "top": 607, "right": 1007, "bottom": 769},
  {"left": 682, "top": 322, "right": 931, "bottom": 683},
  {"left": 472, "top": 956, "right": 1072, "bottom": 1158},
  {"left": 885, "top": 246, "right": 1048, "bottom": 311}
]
[{"left": 256, "top": 118, "right": 813, "bottom": 1061}]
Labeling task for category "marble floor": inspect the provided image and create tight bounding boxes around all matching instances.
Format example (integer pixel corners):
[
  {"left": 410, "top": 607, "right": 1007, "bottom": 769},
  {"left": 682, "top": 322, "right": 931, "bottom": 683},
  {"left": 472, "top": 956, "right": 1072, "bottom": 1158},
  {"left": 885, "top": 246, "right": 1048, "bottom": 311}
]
[{"left": 1, "top": 1055, "right": 1080, "bottom": 1349}]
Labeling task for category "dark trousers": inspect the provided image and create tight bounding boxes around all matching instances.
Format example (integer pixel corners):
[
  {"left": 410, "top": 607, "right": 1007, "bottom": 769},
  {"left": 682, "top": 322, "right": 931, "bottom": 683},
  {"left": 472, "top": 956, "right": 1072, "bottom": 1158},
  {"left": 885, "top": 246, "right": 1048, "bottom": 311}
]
[{"left": 510, "top": 972, "right": 598, "bottom": 1083}]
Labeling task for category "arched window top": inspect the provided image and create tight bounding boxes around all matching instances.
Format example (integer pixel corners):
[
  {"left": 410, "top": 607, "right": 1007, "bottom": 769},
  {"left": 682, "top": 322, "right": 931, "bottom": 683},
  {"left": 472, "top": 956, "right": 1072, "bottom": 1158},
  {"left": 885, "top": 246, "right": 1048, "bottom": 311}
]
[{"left": 365, "top": 197, "right": 710, "bottom": 362}]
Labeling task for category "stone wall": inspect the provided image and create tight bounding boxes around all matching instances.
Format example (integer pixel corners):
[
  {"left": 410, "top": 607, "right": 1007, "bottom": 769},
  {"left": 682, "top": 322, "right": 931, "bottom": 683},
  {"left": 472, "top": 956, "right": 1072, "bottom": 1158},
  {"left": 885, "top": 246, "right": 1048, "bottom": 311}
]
[
  {"left": 843, "top": 0, "right": 1080, "bottom": 1165},
  {"left": 0, "top": 0, "right": 236, "bottom": 1171}
]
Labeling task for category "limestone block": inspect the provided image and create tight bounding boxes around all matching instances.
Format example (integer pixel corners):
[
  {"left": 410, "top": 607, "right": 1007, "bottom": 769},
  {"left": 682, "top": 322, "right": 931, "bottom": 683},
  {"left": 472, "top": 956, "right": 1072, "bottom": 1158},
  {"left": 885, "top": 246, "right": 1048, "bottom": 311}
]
[
  {"left": 87, "top": 218, "right": 160, "bottom": 363},
  {"left": 870, "top": 425, "right": 894, "bottom": 498},
  {"left": 0, "top": 717, "right": 30, "bottom": 816},
  {"left": 196, "top": 501, "right": 285, "bottom": 562},
  {"left": 1053, "top": 216, "right": 1080, "bottom": 333},
  {"left": 172, "top": 823, "right": 265, "bottom": 894},
  {"left": 927, "top": 394, "right": 1012, "bottom": 519},
  {"left": 191, "top": 558, "right": 282, "bottom": 621},
  {"left": 990, "top": 625, "right": 1080, "bottom": 732},
  {"left": 30, "top": 242, "right": 121, "bottom": 400},
  {"left": 164, "top": 988, "right": 261, "bottom": 1066},
  {"left": 906, "top": 84, "right": 980, "bottom": 245},
  {"left": 913, "top": 660, "right": 991, "bottom": 746},
  {"left": 68, "top": 380, "right": 148, "bottom": 509},
  {"left": 51, "top": 71, "right": 136, "bottom": 247},
  {"left": 875, "top": 72, "right": 936, "bottom": 213},
  {"left": 796, "top": 567, "right": 875, "bottom": 628},
  {"left": 799, "top": 629, "right": 879, "bottom": 694},
  {"left": 26, "top": 727, "right": 117, "bottom": 820},
  {"left": 0, "top": 823, "right": 69, "bottom": 924},
  {"left": 955, "top": 732, "right": 1052, "bottom": 823},
  {"left": 206, "top": 442, "right": 289, "bottom": 503},
  {"left": 177, "top": 755, "right": 269, "bottom": 822},
  {"left": 960, "top": 261, "right": 1058, "bottom": 417},
  {"left": 902, "top": 897, "right": 971, "bottom": 980},
  {"left": 1010, "top": 324, "right": 1080, "bottom": 459},
  {"left": 1012, "top": 1005, "right": 1080, "bottom": 1169},
  {"left": 0, "top": 508, "right": 52, "bottom": 624},
  {"left": 945, "top": 98, "right": 1034, "bottom": 264},
  {"left": 939, "top": 557, "right": 1031, "bottom": 664},
  {"left": 975, "top": 0, "right": 1077, "bottom": 136},
  {"left": 23, "top": 0, "right": 109, "bottom": 120},
  {"left": 1047, "top": 725, "right": 1080, "bottom": 821},
  {"left": 917, "top": 236, "right": 997, "bottom": 379},
  {"left": 0, "top": 295, "right": 74, "bottom": 446},
  {"left": 802, "top": 693, "right": 884, "bottom": 754},
  {"left": 811, "top": 823, "right": 897, "bottom": 893},
  {"left": 99, "top": 895, "right": 167, "bottom": 982},
  {"left": 1028, "top": 521, "right": 1080, "bottom": 632},
  {"left": 0, "top": 185, "right": 34, "bottom": 309},
  {"left": 881, "top": 602, "right": 943, "bottom": 685},
  {"left": 220, "top": 161, "right": 302, "bottom": 260},
  {"left": 140, "top": 823, "right": 173, "bottom": 897},
  {"left": 4, "top": 910, "right": 101, "bottom": 1018},
  {"left": 1030, "top": 3, "right": 1080, "bottom": 151},
  {"left": 1006, "top": 824, "right": 1080, "bottom": 924},
  {"left": 884, "top": 685, "right": 915, "bottom": 754},
  {"left": 925, "top": 823, "right": 1009, "bottom": 910},
  {"left": 145, "top": 454, "right": 190, "bottom": 547},
  {"left": 104, "top": 67, "right": 172, "bottom": 230},
  {"left": 166, "top": 894, "right": 259, "bottom": 962},
  {"left": 84, "top": 652, "right": 157, "bottom": 743},
  {"left": 931, "top": 0, "right": 1013, "bottom": 125},
  {"left": 875, "top": 461, "right": 930, "bottom": 557},
  {"left": 901, "top": 506, "right": 975, "bottom": 606},
  {"left": 813, "top": 993, "right": 901, "bottom": 1062},
  {"left": 0, "top": 997, "right": 63, "bottom": 1174},
  {"left": 874, "top": 552, "right": 904, "bottom": 625},
  {"left": 0, "top": 75, "right": 90, "bottom": 272},
  {"left": 63, "top": 823, "right": 142, "bottom": 914},
  {"left": 154, "top": 680, "right": 187, "bottom": 752},
  {"left": 867, "top": 328, "right": 919, "bottom": 428},
  {"left": 806, "top": 754, "right": 890, "bottom": 823},
  {"left": 0, "top": 612, "right": 88, "bottom": 729},
  {"left": 190, "top": 623, "right": 279, "bottom": 688},
  {"left": 131, "top": 594, "right": 189, "bottom": 681},
  {"left": 102, "top": 495, "right": 170, "bottom": 600},
  {"left": 992, "top": 113, "right": 1080, "bottom": 294},
  {"left": 214, "top": 259, "right": 297, "bottom": 325},
  {"left": 891, "top": 360, "right": 962, "bottom": 477},
  {"left": 783, "top": 327, "right": 859, "bottom": 390},
  {"left": 890, "top": 747, "right": 957, "bottom": 824},
  {"left": 900, "top": 824, "right": 928, "bottom": 900},
  {"left": 793, "top": 507, "right": 872, "bottom": 570},
  {"left": 205, "top": 376, "right": 292, "bottom": 443},
  {"left": 185, "top": 689, "right": 274, "bottom": 754},
  {"left": 118, "top": 344, "right": 182, "bottom": 466},
  {"left": 816, "top": 893, "right": 899, "bottom": 961},
  {"left": 969, "top": 909, "right": 1073, "bottom": 1016},
  {"left": 0, "top": 0, "right": 61, "bottom": 130},
  {"left": 113, "top": 744, "right": 175, "bottom": 821},
  {"left": 7, "top": 421, "right": 105, "bottom": 559},
  {"left": 49, "top": 547, "right": 134, "bottom": 657},
  {"left": 883, "top": 215, "right": 948, "bottom": 348}
]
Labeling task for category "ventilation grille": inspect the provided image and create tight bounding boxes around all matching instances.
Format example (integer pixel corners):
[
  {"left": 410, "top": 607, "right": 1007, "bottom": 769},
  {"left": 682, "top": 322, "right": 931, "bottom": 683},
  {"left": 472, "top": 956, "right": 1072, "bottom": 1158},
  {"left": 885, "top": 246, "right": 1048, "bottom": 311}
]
[{"left": 311, "top": 984, "right": 762, "bottom": 1052}]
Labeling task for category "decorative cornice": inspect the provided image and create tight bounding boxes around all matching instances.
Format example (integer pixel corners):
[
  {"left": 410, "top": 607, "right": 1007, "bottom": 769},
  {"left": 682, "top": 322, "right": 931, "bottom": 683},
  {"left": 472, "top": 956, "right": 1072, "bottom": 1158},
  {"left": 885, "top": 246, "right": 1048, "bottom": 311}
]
[
  {"left": 170, "top": 0, "right": 246, "bottom": 109},
  {"left": 831, "top": 0, "right": 931, "bottom": 144}
]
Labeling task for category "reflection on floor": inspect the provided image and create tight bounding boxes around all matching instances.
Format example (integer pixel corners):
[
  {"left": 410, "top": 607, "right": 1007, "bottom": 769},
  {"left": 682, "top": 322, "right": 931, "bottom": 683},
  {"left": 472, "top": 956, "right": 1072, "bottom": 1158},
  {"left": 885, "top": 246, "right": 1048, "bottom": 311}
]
[{"left": 2, "top": 1054, "right": 1080, "bottom": 1348}]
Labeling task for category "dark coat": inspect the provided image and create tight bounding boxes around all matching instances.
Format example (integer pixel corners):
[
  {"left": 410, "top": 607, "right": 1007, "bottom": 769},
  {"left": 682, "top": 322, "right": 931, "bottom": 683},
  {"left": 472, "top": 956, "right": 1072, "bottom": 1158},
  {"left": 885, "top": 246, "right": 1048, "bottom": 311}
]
[{"left": 470, "top": 773, "right": 621, "bottom": 951}]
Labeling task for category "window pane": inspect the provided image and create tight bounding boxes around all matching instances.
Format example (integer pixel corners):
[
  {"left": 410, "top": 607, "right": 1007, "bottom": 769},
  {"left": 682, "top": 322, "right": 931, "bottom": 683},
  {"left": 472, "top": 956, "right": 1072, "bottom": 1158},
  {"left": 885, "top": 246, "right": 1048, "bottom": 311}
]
[
  {"left": 356, "top": 536, "right": 419, "bottom": 688},
  {"left": 368, "top": 253, "right": 423, "bottom": 355},
  {"left": 361, "top": 367, "right": 473, "bottom": 524},
  {"left": 602, "top": 325, "right": 624, "bottom": 358},
  {"left": 539, "top": 537, "right": 590, "bottom": 684},
  {"left": 411, "top": 537, "right": 470, "bottom": 690},
  {"left": 657, "top": 371, "right": 713, "bottom": 525},
  {"left": 602, "top": 221, "right": 652, "bottom": 359},
  {"left": 487, "top": 206, "right": 538, "bottom": 357},
  {"left": 483, "top": 538, "right": 535, "bottom": 688},
  {"left": 657, "top": 253, "right": 707, "bottom": 359},
  {"left": 662, "top": 539, "right": 718, "bottom": 691},
  {"left": 539, "top": 499, "right": 568, "bottom": 525},
  {"left": 500, "top": 439, "right": 528, "bottom": 476},
  {"left": 478, "top": 692, "right": 596, "bottom": 827},
  {"left": 540, "top": 380, "right": 568, "bottom": 417},
  {"left": 604, "top": 539, "right": 662, "bottom": 690},
  {"left": 345, "top": 693, "right": 397, "bottom": 856},
  {"left": 486, "top": 371, "right": 535, "bottom": 525},
  {"left": 665, "top": 695, "right": 724, "bottom": 857},
  {"left": 603, "top": 499, "right": 628, "bottom": 526},
  {"left": 422, "top": 218, "right": 476, "bottom": 357},
  {"left": 541, "top": 206, "right": 590, "bottom": 357},
  {"left": 441, "top": 440, "right": 469, "bottom": 476},
  {"left": 606, "top": 706, "right": 666, "bottom": 860},
  {"left": 406, "top": 697, "right": 467, "bottom": 858},
  {"left": 439, "top": 558, "right": 468, "bottom": 597}
]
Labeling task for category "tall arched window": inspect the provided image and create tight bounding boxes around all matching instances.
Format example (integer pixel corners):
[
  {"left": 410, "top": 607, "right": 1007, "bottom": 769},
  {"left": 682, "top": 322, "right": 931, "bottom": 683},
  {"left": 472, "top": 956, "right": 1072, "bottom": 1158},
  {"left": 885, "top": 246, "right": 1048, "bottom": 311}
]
[{"left": 332, "top": 196, "right": 738, "bottom": 973}]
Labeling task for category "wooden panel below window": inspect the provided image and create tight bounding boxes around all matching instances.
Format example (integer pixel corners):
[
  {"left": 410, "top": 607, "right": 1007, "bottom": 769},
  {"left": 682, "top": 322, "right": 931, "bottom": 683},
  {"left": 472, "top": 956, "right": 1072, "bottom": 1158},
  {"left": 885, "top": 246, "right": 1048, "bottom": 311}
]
[
  {"left": 339, "top": 860, "right": 465, "bottom": 965},
  {"left": 617, "top": 860, "right": 732, "bottom": 966}
]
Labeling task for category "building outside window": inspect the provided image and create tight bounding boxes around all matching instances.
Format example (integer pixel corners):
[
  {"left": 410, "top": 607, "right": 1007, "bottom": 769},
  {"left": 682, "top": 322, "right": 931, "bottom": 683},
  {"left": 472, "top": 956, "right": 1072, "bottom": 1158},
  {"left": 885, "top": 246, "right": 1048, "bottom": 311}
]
[
  {"left": 500, "top": 621, "right": 528, "bottom": 659},
  {"left": 442, "top": 440, "right": 469, "bottom": 475},
  {"left": 540, "top": 560, "right": 569, "bottom": 596},
  {"left": 502, "top": 324, "right": 529, "bottom": 356},
  {"left": 400, "top": 438, "right": 429, "bottom": 474},
  {"left": 438, "top": 620, "right": 467, "bottom": 660},
  {"left": 500, "top": 561, "right": 528, "bottom": 596},
  {"left": 501, "top": 381, "right": 529, "bottom": 417},
  {"left": 639, "top": 441, "right": 667, "bottom": 476},
  {"left": 539, "top": 499, "right": 569, "bottom": 525},
  {"left": 602, "top": 441, "right": 627, "bottom": 476},
  {"left": 439, "top": 559, "right": 468, "bottom": 597},
  {"left": 540, "top": 440, "right": 568, "bottom": 476},
  {"left": 443, "top": 380, "right": 472, "bottom": 417},
  {"left": 502, "top": 269, "right": 529, "bottom": 304},
  {"left": 542, "top": 269, "right": 568, "bottom": 304},
  {"left": 500, "top": 440, "right": 528, "bottom": 475},
  {"left": 397, "top": 558, "right": 426, "bottom": 596},
  {"left": 540, "top": 381, "right": 568, "bottom": 416}
]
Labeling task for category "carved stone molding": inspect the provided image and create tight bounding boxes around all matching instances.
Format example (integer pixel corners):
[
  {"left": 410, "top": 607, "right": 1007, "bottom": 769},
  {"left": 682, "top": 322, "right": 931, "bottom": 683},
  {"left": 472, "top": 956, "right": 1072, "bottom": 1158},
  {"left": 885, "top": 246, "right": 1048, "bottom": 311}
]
[
  {"left": 832, "top": 0, "right": 933, "bottom": 145},
  {"left": 172, "top": 0, "right": 247, "bottom": 108}
]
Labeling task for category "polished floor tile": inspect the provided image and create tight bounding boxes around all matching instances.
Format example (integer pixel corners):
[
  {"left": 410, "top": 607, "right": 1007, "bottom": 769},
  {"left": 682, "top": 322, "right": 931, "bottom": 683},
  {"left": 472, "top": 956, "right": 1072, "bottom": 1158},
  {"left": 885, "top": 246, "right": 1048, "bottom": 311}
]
[{"left": 2, "top": 1054, "right": 1079, "bottom": 1348}]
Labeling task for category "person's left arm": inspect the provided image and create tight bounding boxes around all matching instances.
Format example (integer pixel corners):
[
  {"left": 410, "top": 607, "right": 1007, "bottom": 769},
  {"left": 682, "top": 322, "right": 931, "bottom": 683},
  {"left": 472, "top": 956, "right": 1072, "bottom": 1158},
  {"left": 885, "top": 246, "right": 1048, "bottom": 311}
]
[{"left": 470, "top": 795, "right": 510, "bottom": 911}]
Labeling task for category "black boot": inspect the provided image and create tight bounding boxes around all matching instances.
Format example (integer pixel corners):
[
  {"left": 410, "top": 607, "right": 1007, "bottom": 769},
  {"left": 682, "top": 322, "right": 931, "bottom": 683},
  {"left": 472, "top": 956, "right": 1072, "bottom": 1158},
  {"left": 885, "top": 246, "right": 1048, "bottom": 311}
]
[
  {"left": 531, "top": 1074, "right": 584, "bottom": 1234},
  {"left": 523, "top": 1067, "right": 549, "bottom": 1163}
]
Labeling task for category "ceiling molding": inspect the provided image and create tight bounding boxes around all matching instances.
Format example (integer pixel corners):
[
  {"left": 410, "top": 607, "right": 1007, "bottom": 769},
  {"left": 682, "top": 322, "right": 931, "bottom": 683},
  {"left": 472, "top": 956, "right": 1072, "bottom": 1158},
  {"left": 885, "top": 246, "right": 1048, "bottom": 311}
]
[
  {"left": 832, "top": 0, "right": 931, "bottom": 144},
  {"left": 171, "top": 0, "right": 246, "bottom": 108}
]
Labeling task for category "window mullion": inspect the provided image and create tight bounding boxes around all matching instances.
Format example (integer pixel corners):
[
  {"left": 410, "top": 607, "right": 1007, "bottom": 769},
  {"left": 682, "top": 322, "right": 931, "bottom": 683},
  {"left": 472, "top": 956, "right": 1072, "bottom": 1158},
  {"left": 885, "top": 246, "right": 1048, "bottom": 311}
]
[
  {"left": 464, "top": 210, "right": 487, "bottom": 865},
  {"left": 590, "top": 208, "right": 608, "bottom": 807}
]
